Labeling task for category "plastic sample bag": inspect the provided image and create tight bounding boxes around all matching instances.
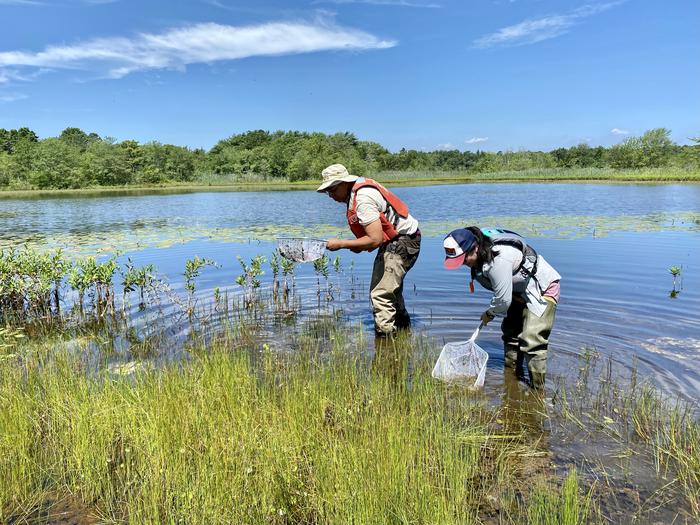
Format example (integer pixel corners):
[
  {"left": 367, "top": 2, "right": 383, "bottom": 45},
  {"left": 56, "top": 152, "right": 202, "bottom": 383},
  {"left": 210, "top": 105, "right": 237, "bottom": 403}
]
[
  {"left": 432, "top": 324, "right": 489, "bottom": 388},
  {"left": 277, "top": 237, "right": 327, "bottom": 263}
]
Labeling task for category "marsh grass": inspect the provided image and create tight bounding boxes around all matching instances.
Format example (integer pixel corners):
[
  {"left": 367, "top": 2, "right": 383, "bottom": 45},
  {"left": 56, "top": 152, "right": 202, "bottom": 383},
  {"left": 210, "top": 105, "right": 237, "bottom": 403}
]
[
  {"left": 376, "top": 167, "right": 700, "bottom": 184},
  {"left": 552, "top": 349, "right": 700, "bottom": 521},
  {"left": 1, "top": 250, "right": 699, "bottom": 523},
  {"left": 1, "top": 325, "right": 597, "bottom": 524}
]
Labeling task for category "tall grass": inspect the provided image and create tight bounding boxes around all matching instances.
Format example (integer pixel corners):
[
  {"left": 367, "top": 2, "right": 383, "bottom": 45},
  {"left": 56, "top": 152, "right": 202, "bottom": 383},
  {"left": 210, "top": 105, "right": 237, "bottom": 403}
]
[
  {"left": 0, "top": 328, "right": 594, "bottom": 524},
  {"left": 376, "top": 167, "right": 700, "bottom": 184}
]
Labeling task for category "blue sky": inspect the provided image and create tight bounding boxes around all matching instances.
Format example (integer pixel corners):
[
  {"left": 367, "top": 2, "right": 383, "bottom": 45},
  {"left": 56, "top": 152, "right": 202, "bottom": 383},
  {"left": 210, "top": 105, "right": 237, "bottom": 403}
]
[{"left": 0, "top": 0, "right": 698, "bottom": 152}]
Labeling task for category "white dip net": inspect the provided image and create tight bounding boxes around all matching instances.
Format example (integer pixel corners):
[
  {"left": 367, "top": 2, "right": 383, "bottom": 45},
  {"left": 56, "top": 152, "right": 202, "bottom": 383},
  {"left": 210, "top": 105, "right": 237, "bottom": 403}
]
[
  {"left": 432, "top": 324, "right": 489, "bottom": 388},
  {"left": 277, "top": 238, "right": 327, "bottom": 263}
]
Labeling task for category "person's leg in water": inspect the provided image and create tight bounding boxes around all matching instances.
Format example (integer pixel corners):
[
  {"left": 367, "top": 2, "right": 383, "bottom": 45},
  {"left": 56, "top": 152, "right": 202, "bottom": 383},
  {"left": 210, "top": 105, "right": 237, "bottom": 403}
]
[
  {"left": 519, "top": 298, "right": 557, "bottom": 390},
  {"left": 501, "top": 299, "right": 526, "bottom": 379},
  {"left": 370, "top": 235, "right": 420, "bottom": 335}
]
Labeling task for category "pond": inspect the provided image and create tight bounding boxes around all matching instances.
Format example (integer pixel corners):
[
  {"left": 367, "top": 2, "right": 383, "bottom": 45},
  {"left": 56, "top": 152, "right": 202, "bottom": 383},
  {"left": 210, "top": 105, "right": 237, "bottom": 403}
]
[{"left": 2, "top": 182, "right": 699, "bottom": 398}]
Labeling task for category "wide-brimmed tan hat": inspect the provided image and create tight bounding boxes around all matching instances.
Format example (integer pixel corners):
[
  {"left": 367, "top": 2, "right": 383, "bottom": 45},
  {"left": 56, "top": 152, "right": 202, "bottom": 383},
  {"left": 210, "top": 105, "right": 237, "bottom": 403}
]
[{"left": 316, "top": 164, "right": 358, "bottom": 193}]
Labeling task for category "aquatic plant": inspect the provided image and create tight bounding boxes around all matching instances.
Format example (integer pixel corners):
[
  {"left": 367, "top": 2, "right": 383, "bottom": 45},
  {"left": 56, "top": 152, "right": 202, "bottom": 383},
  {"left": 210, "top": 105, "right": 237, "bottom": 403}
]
[
  {"left": 0, "top": 247, "right": 69, "bottom": 321},
  {"left": 312, "top": 255, "right": 331, "bottom": 304},
  {"left": 333, "top": 255, "right": 341, "bottom": 274},
  {"left": 183, "top": 256, "right": 217, "bottom": 317},
  {"left": 280, "top": 256, "right": 296, "bottom": 300},
  {"left": 0, "top": 328, "right": 601, "bottom": 524},
  {"left": 236, "top": 255, "right": 266, "bottom": 308},
  {"left": 270, "top": 250, "right": 280, "bottom": 299},
  {"left": 668, "top": 265, "right": 683, "bottom": 298},
  {"left": 66, "top": 256, "right": 117, "bottom": 315},
  {"left": 121, "top": 259, "right": 156, "bottom": 311}
]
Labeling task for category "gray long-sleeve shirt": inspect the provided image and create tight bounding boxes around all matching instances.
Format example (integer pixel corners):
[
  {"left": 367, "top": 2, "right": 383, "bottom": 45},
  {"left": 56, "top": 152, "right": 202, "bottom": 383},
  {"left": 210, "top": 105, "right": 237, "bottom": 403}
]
[{"left": 474, "top": 244, "right": 561, "bottom": 317}]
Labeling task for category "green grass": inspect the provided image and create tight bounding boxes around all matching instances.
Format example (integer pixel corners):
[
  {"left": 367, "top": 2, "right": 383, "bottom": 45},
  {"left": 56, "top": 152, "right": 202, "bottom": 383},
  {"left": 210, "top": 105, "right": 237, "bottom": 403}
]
[
  {"left": 1, "top": 328, "right": 595, "bottom": 524},
  {"left": 377, "top": 167, "right": 700, "bottom": 184},
  {"left": 1, "top": 167, "right": 698, "bottom": 199}
]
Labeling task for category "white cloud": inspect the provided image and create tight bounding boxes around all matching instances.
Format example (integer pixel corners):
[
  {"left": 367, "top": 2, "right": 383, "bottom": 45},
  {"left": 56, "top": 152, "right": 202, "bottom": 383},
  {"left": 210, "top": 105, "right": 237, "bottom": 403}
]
[
  {"left": 474, "top": 1, "right": 624, "bottom": 48},
  {"left": 611, "top": 128, "right": 630, "bottom": 135},
  {"left": 436, "top": 142, "right": 455, "bottom": 150},
  {"left": 313, "top": 0, "right": 440, "bottom": 7},
  {"left": 0, "top": 20, "right": 395, "bottom": 81},
  {"left": 0, "top": 0, "right": 43, "bottom": 4},
  {"left": 464, "top": 137, "right": 488, "bottom": 144},
  {"left": 0, "top": 93, "right": 28, "bottom": 103}
]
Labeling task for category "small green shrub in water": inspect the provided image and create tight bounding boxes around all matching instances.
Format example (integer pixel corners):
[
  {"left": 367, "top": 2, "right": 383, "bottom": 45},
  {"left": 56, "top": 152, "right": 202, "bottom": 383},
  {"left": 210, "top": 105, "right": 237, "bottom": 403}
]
[
  {"left": 183, "top": 256, "right": 217, "bottom": 316},
  {"left": 236, "top": 255, "right": 266, "bottom": 308},
  {"left": 121, "top": 258, "right": 156, "bottom": 311}
]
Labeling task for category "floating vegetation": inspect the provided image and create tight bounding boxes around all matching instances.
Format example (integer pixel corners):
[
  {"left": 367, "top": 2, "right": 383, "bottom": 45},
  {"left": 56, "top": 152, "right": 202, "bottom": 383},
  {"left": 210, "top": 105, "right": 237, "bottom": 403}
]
[{"left": 2, "top": 211, "right": 700, "bottom": 256}]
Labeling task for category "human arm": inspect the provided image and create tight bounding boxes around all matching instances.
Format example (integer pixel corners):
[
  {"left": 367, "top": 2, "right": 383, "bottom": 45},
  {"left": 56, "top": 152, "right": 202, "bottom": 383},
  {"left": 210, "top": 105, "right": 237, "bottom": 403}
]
[{"left": 326, "top": 219, "right": 383, "bottom": 252}]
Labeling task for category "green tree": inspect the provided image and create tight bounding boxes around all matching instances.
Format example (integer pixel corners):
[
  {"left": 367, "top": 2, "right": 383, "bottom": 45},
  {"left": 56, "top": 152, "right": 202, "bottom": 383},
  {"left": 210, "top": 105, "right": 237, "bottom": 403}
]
[
  {"left": 28, "top": 138, "right": 83, "bottom": 188},
  {"left": 0, "top": 127, "right": 38, "bottom": 154},
  {"left": 59, "top": 127, "right": 93, "bottom": 151}
]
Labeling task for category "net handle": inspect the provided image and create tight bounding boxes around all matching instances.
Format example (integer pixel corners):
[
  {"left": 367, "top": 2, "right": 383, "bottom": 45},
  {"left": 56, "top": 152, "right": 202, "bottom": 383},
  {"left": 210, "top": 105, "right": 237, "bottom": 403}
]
[{"left": 469, "top": 322, "right": 485, "bottom": 343}]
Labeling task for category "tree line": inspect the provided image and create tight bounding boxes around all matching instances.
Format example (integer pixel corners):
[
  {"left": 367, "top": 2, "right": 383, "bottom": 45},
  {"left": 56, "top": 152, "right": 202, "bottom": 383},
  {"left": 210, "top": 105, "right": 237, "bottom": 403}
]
[{"left": 0, "top": 126, "right": 698, "bottom": 189}]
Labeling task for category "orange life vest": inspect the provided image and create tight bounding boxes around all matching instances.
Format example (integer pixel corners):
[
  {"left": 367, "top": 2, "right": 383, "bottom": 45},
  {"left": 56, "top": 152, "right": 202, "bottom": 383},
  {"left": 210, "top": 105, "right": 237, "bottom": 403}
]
[{"left": 346, "top": 178, "right": 410, "bottom": 244}]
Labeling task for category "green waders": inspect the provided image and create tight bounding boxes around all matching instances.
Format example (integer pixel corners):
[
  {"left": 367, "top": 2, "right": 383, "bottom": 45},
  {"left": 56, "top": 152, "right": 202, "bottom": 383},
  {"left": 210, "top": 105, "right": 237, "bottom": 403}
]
[
  {"left": 369, "top": 232, "right": 421, "bottom": 335},
  {"left": 501, "top": 297, "right": 557, "bottom": 389}
]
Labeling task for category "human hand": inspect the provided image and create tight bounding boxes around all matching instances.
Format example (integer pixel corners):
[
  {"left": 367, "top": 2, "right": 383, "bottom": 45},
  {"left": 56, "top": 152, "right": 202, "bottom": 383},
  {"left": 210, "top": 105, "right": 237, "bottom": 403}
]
[
  {"left": 480, "top": 310, "right": 495, "bottom": 325},
  {"left": 326, "top": 238, "right": 343, "bottom": 251}
]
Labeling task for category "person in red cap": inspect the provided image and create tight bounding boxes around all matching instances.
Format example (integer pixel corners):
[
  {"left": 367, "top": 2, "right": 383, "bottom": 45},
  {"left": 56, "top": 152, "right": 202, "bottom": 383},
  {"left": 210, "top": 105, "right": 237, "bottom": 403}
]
[
  {"left": 318, "top": 164, "right": 421, "bottom": 335},
  {"left": 443, "top": 226, "right": 561, "bottom": 390}
]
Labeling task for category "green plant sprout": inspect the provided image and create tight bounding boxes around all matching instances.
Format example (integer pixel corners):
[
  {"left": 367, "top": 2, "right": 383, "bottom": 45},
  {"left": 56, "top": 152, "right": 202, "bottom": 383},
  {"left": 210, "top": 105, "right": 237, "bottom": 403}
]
[
  {"left": 236, "top": 255, "right": 266, "bottom": 308},
  {"left": 184, "top": 256, "right": 217, "bottom": 316}
]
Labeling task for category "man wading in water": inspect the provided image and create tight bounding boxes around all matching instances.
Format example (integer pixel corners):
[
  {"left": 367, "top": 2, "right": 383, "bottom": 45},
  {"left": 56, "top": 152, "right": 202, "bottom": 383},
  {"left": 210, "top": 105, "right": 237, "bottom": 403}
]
[{"left": 318, "top": 164, "right": 421, "bottom": 336}]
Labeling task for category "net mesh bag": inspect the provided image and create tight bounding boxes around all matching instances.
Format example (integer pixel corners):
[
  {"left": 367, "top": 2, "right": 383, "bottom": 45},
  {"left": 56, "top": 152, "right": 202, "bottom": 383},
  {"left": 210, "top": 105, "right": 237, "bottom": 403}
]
[
  {"left": 432, "top": 325, "right": 489, "bottom": 388},
  {"left": 277, "top": 238, "right": 327, "bottom": 263}
]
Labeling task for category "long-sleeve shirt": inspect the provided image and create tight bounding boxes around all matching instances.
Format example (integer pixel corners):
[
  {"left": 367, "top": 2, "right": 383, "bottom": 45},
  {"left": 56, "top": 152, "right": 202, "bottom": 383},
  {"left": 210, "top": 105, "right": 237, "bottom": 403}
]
[{"left": 474, "top": 244, "right": 561, "bottom": 318}]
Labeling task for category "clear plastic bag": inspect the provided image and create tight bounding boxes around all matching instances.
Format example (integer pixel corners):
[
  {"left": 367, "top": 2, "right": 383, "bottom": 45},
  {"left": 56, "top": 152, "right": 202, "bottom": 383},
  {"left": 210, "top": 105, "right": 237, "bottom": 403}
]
[
  {"left": 277, "top": 238, "right": 327, "bottom": 263},
  {"left": 432, "top": 324, "right": 489, "bottom": 388}
]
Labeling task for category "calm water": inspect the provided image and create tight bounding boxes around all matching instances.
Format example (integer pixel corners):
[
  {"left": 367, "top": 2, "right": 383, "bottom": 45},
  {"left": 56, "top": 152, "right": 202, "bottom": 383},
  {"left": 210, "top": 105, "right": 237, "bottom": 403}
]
[{"left": 2, "top": 183, "right": 699, "bottom": 397}]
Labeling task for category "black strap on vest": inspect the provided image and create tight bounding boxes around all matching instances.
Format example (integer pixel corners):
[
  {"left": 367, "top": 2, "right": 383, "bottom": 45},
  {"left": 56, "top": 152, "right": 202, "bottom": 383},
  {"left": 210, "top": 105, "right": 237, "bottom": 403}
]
[{"left": 492, "top": 239, "right": 539, "bottom": 278}]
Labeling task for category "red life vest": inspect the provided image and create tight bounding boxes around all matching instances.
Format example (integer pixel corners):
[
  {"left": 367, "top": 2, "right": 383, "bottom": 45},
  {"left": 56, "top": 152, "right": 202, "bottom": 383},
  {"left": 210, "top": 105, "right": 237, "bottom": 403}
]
[{"left": 346, "top": 178, "right": 410, "bottom": 244}]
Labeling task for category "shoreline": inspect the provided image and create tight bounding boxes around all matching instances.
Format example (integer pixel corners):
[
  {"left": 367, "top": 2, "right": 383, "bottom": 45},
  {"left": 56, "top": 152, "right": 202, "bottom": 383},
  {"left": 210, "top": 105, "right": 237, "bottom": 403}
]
[{"left": 2, "top": 171, "right": 700, "bottom": 199}]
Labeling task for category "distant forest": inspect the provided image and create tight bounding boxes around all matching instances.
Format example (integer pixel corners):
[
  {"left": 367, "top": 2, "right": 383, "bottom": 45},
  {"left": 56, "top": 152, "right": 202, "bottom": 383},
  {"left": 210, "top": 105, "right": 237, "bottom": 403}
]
[{"left": 1, "top": 127, "right": 698, "bottom": 189}]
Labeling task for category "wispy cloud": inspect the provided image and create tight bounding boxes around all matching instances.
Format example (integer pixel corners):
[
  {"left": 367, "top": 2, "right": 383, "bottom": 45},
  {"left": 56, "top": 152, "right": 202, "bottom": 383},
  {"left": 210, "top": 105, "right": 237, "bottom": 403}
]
[
  {"left": 0, "top": 20, "right": 395, "bottom": 81},
  {"left": 436, "top": 142, "right": 455, "bottom": 150},
  {"left": 474, "top": 1, "right": 624, "bottom": 48},
  {"left": 465, "top": 137, "right": 488, "bottom": 144},
  {"left": 611, "top": 128, "right": 630, "bottom": 135},
  {"left": 313, "top": 0, "right": 440, "bottom": 7},
  {"left": 0, "top": 68, "right": 44, "bottom": 84},
  {"left": 0, "top": 93, "right": 28, "bottom": 103}
]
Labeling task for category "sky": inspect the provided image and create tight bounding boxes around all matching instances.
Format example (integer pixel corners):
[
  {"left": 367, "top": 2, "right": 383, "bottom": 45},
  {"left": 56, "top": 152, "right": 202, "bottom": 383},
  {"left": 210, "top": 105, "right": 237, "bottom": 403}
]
[{"left": 0, "top": 0, "right": 698, "bottom": 152}]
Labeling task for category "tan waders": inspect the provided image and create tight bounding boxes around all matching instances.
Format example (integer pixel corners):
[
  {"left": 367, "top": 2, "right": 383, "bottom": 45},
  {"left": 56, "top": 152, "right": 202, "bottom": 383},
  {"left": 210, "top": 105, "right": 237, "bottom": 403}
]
[
  {"left": 501, "top": 297, "right": 557, "bottom": 389},
  {"left": 369, "top": 233, "right": 421, "bottom": 335}
]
